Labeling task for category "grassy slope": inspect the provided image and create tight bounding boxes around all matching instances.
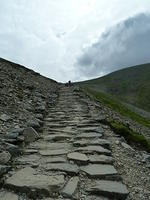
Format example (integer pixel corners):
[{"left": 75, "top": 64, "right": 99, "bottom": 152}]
[
  {"left": 81, "top": 87, "right": 150, "bottom": 151},
  {"left": 79, "top": 64, "right": 150, "bottom": 112},
  {"left": 82, "top": 87, "right": 150, "bottom": 128}
]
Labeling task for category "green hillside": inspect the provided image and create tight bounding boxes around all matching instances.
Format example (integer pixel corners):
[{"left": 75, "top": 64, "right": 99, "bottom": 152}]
[{"left": 79, "top": 64, "right": 150, "bottom": 112}]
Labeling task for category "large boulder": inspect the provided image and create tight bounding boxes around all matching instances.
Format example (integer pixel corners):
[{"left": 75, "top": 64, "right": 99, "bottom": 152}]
[
  {"left": 22, "top": 127, "right": 40, "bottom": 143},
  {"left": 0, "top": 151, "right": 11, "bottom": 164}
]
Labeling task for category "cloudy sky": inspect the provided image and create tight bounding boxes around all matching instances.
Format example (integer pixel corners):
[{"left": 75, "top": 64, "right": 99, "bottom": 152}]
[{"left": 0, "top": 0, "right": 150, "bottom": 82}]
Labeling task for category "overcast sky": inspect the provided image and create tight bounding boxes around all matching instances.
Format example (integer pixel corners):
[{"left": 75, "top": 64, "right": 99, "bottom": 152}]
[{"left": 0, "top": 0, "right": 150, "bottom": 82}]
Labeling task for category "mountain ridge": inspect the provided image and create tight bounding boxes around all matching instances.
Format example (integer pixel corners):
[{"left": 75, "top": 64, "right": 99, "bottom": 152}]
[{"left": 78, "top": 63, "right": 150, "bottom": 113}]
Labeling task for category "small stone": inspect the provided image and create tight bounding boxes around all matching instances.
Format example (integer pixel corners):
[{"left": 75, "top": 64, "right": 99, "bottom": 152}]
[
  {"left": 0, "top": 151, "right": 11, "bottom": 164},
  {"left": 115, "top": 140, "right": 120, "bottom": 145},
  {"left": 62, "top": 176, "right": 79, "bottom": 198},
  {"left": 0, "top": 165, "right": 11, "bottom": 177},
  {"left": 36, "top": 113, "right": 44, "bottom": 120},
  {"left": 0, "top": 114, "right": 11, "bottom": 122},
  {"left": 27, "top": 119, "right": 40, "bottom": 129},
  {"left": 121, "top": 142, "right": 134, "bottom": 151}
]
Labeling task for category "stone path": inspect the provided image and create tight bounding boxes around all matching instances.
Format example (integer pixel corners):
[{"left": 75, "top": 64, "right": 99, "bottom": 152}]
[{"left": 1, "top": 86, "right": 129, "bottom": 199}]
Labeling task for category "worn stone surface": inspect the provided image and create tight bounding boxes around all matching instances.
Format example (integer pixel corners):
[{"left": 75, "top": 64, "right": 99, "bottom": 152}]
[
  {"left": 75, "top": 146, "right": 111, "bottom": 155},
  {"left": 75, "top": 132, "right": 103, "bottom": 139},
  {"left": 78, "top": 126, "right": 104, "bottom": 134},
  {"left": 62, "top": 176, "right": 79, "bottom": 198},
  {"left": 86, "top": 196, "right": 109, "bottom": 200},
  {"left": 89, "top": 155, "right": 114, "bottom": 164},
  {"left": 44, "top": 163, "right": 79, "bottom": 175},
  {"left": 44, "top": 134, "right": 71, "bottom": 141},
  {"left": 81, "top": 164, "right": 118, "bottom": 178},
  {"left": 42, "top": 156, "right": 66, "bottom": 163},
  {"left": 87, "top": 180, "right": 129, "bottom": 200},
  {"left": 0, "top": 190, "right": 18, "bottom": 200},
  {"left": 39, "top": 149, "right": 68, "bottom": 156},
  {"left": 67, "top": 152, "right": 89, "bottom": 163},
  {"left": 5, "top": 167, "right": 65, "bottom": 196}
]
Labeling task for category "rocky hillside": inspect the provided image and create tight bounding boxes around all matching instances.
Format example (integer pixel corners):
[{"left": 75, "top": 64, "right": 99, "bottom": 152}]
[
  {"left": 0, "top": 57, "right": 59, "bottom": 152},
  {"left": 78, "top": 63, "right": 150, "bottom": 113}
]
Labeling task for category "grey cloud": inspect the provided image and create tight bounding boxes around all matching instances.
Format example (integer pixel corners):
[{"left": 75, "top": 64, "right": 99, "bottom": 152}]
[{"left": 77, "top": 13, "right": 150, "bottom": 78}]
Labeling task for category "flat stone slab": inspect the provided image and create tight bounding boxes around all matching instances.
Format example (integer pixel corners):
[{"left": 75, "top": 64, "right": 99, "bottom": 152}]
[
  {"left": 81, "top": 164, "right": 118, "bottom": 178},
  {"left": 31, "top": 142, "right": 71, "bottom": 150},
  {"left": 73, "top": 139, "right": 110, "bottom": 148},
  {"left": 24, "top": 149, "right": 38, "bottom": 154},
  {"left": 42, "top": 156, "right": 66, "bottom": 163},
  {"left": 75, "top": 133, "right": 102, "bottom": 139},
  {"left": 16, "top": 154, "right": 40, "bottom": 165},
  {"left": 67, "top": 152, "right": 89, "bottom": 164},
  {"left": 62, "top": 176, "right": 79, "bottom": 198},
  {"left": 39, "top": 149, "right": 68, "bottom": 156},
  {"left": 77, "top": 124, "right": 101, "bottom": 128},
  {"left": 75, "top": 146, "right": 111, "bottom": 155},
  {"left": 0, "top": 190, "right": 18, "bottom": 200},
  {"left": 47, "top": 124, "right": 66, "bottom": 128},
  {"left": 5, "top": 167, "right": 65, "bottom": 197},
  {"left": 89, "top": 155, "right": 114, "bottom": 164},
  {"left": 44, "top": 134, "right": 71, "bottom": 141},
  {"left": 87, "top": 180, "right": 129, "bottom": 200},
  {"left": 79, "top": 127, "right": 104, "bottom": 134},
  {"left": 44, "top": 163, "right": 79, "bottom": 175},
  {"left": 89, "top": 139, "right": 110, "bottom": 148}
]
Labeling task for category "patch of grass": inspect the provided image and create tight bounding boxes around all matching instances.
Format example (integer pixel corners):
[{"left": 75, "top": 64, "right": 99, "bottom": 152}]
[
  {"left": 82, "top": 87, "right": 150, "bottom": 128},
  {"left": 109, "top": 120, "right": 150, "bottom": 152}
]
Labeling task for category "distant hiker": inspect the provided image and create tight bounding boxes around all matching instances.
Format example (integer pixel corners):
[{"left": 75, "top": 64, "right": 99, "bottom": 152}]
[
  {"left": 65, "top": 80, "right": 72, "bottom": 87},
  {"left": 68, "top": 80, "right": 72, "bottom": 86}
]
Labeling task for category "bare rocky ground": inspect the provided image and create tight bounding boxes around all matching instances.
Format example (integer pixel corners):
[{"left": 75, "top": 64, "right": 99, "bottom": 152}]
[{"left": 0, "top": 59, "right": 150, "bottom": 200}]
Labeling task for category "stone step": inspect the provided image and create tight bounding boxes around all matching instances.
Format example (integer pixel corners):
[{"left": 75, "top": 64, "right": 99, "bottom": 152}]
[
  {"left": 39, "top": 149, "right": 69, "bottom": 156},
  {"left": 4, "top": 167, "right": 65, "bottom": 198},
  {"left": 86, "top": 180, "right": 129, "bottom": 200},
  {"left": 89, "top": 155, "right": 114, "bottom": 164},
  {"left": 44, "top": 163, "right": 79, "bottom": 175},
  {"left": 67, "top": 152, "right": 89, "bottom": 164},
  {"left": 81, "top": 164, "right": 118, "bottom": 179},
  {"left": 78, "top": 127, "right": 104, "bottom": 134},
  {"left": 73, "top": 139, "right": 110, "bottom": 149},
  {"left": 75, "top": 146, "right": 111, "bottom": 156},
  {"left": 75, "top": 132, "right": 103, "bottom": 139},
  {"left": 44, "top": 134, "right": 72, "bottom": 141},
  {"left": 62, "top": 176, "right": 79, "bottom": 199}
]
